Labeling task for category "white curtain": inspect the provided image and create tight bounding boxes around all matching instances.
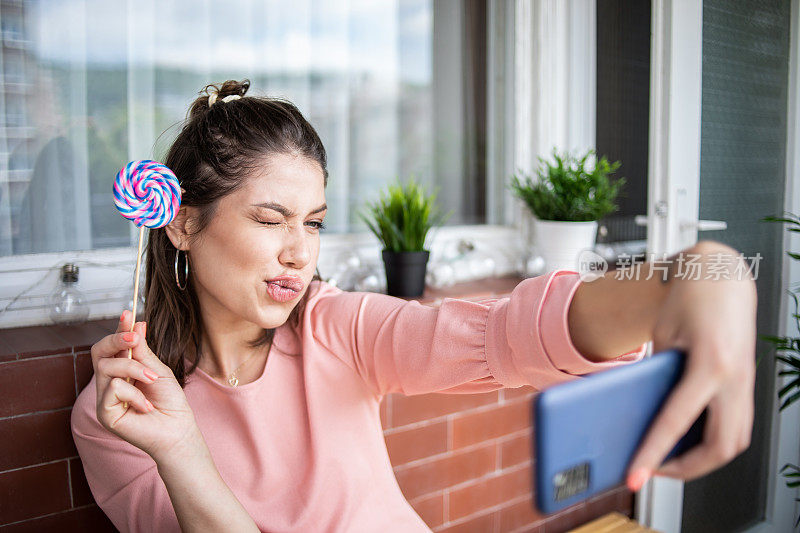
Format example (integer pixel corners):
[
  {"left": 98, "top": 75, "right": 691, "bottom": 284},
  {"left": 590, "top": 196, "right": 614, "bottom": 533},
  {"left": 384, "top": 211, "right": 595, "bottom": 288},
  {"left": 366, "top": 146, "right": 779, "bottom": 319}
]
[{"left": 0, "top": 0, "right": 503, "bottom": 257}]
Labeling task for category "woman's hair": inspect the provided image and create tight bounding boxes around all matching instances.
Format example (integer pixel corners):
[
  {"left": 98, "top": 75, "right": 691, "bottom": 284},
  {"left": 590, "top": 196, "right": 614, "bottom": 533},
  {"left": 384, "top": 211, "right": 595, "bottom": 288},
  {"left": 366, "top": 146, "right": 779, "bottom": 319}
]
[{"left": 144, "top": 79, "right": 328, "bottom": 388}]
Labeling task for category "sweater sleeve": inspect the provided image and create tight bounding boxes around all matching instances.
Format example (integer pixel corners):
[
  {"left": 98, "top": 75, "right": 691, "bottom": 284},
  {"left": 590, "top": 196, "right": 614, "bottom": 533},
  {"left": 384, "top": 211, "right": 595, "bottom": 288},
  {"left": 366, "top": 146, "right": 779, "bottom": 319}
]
[
  {"left": 306, "top": 270, "right": 648, "bottom": 398},
  {"left": 70, "top": 377, "right": 181, "bottom": 533}
]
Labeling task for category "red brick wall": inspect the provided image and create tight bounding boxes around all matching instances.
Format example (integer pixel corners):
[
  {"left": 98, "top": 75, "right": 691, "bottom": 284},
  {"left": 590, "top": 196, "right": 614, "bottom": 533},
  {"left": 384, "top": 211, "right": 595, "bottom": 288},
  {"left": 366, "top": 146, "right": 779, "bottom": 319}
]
[
  {"left": 0, "top": 321, "right": 119, "bottom": 532},
  {"left": 382, "top": 387, "right": 636, "bottom": 532},
  {"left": 0, "top": 279, "right": 637, "bottom": 531}
]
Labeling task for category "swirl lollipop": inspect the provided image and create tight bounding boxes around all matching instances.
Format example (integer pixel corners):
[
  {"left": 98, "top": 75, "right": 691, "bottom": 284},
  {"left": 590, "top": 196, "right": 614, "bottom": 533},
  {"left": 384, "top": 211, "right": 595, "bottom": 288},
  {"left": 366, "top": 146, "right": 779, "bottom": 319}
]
[
  {"left": 114, "top": 160, "right": 181, "bottom": 408},
  {"left": 114, "top": 160, "right": 181, "bottom": 228}
]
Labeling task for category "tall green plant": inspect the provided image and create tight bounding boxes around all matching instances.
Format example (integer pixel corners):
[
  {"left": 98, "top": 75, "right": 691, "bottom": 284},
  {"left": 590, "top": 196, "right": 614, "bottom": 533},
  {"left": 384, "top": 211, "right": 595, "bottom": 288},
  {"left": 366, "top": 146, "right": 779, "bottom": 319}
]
[
  {"left": 509, "top": 148, "right": 625, "bottom": 222},
  {"left": 358, "top": 178, "right": 452, "bottom": 252},
  {"left": 760, "top": 212, "right": 800, "bottom": 528}
]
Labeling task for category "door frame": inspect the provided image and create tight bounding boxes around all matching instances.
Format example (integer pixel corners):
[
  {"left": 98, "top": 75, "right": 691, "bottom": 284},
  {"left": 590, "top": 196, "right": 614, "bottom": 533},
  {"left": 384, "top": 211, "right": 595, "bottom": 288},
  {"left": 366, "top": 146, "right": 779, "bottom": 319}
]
[{"left": 637, "top": 1, "right": 703, "bottom": 528}]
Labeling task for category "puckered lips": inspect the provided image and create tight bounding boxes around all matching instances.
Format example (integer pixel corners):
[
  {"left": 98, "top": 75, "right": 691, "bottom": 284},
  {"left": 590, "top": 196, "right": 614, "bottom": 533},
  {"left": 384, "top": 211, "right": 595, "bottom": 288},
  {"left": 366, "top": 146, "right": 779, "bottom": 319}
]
[{"left": 265, "top": 275, "right": 304, "bottom": 303}]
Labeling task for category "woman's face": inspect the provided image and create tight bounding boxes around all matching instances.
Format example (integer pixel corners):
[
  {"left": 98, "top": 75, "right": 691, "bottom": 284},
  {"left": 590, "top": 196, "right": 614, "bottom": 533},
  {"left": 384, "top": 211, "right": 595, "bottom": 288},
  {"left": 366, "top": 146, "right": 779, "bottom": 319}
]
[{"left": 182, "top": 152, "right": 326, "bottom": 330}]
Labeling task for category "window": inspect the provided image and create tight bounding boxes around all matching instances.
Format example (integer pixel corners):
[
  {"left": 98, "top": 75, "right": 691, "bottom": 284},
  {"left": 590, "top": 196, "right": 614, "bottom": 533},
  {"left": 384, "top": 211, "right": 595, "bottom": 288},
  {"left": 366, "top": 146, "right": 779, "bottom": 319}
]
[{"left": 0, "top": 0, "right": 492, "bottom": 258}]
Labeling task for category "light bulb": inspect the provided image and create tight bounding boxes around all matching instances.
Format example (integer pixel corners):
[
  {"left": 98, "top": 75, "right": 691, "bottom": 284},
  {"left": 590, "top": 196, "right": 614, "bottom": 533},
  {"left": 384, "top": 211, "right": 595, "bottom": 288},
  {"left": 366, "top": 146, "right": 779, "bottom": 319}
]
[
  {"left": 49, "top": 263, "right": 90, "bottom": 325},
  {"left": 426, "top": 262, "right": 456, "bottom": 288}
]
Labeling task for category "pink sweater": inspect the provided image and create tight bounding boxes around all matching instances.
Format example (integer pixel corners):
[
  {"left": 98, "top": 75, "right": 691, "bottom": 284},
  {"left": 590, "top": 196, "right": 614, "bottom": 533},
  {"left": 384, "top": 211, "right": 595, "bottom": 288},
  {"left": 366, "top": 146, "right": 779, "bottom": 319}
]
[{"left": 71, "top": 270, "right": 647, "bottom": 532}]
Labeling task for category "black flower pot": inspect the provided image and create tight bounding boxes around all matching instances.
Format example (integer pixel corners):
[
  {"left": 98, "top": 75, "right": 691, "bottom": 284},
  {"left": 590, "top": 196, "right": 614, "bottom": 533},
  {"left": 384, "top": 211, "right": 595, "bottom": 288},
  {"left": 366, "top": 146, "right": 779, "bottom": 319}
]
[{"left": 381, "top": 250, "right": 430, "bottom": 297}]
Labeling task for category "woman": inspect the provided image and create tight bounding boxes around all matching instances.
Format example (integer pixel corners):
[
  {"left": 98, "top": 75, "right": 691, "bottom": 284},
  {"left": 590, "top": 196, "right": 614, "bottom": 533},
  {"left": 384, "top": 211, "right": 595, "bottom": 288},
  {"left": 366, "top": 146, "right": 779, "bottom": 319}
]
[{"left": 71, "top": 80, "right": 757, "bottom": 532}]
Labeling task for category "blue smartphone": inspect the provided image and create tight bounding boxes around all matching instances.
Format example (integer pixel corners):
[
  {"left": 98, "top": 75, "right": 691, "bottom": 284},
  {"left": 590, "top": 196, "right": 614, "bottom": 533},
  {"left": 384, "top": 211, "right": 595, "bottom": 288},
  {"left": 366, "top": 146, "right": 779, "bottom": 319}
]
[{"left": 532, "top": 348, "right": 707, "bottom": 515}]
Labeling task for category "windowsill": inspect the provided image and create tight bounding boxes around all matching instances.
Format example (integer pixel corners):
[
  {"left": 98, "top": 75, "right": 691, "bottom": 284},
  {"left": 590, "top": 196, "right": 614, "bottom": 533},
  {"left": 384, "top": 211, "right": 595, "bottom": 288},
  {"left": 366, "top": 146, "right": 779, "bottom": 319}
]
[
  {"left": 0, "top": 225, "right": 524, "bottom": 329},
  {"left": 0, "top": 275, "right": 526, "bottom": 362}
]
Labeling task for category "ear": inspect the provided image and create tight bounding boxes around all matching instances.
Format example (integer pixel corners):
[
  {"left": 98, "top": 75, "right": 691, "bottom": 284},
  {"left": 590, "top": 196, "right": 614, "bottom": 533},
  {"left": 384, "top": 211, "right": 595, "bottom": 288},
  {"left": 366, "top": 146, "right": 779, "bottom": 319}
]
[{"left": 165, "top": 205, "right": 197, "bottom": 250}]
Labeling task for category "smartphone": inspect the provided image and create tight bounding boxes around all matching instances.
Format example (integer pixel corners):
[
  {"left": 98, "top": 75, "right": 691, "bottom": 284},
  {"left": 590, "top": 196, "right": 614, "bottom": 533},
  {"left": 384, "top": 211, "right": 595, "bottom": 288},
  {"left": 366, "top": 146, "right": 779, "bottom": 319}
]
[{"left": 532, "top": 348, "right": 707, "bottom": 515}]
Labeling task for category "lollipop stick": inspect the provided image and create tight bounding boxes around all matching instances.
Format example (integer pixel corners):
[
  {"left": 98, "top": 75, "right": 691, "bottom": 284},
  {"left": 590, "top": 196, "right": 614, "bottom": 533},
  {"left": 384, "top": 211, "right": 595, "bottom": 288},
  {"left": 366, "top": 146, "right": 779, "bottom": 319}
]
[{"left": 122, "top": 225, "right": 145, "bottom": 410}]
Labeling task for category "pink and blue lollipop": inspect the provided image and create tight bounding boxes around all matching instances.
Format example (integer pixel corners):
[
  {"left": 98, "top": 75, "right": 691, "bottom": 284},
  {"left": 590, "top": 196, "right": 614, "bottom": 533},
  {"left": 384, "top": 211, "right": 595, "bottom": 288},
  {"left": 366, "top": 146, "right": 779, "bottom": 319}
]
[
  {"left": 113, "top": 159, "right": 181, "bottom": 410},
  {"left": 114, "top": 160, "right": 181, "bottom": 228}
]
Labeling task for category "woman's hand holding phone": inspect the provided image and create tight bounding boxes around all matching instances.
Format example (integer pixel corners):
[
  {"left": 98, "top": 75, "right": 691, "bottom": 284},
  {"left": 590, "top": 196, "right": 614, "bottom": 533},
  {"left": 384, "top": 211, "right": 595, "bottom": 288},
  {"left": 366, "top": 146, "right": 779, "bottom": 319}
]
[
  {"left": 625, "top": 242, "right": 758, "bottom": 491},
  {"left": 91, "top": 310, "right": 205, "bottom": 464}
]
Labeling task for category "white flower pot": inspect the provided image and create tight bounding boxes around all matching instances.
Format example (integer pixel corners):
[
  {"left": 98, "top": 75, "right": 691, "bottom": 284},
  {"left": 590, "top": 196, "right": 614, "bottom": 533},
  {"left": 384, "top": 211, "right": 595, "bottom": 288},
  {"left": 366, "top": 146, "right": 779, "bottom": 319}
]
[{"left": 529, "top": 217, "right": 599, "bottom": 273}]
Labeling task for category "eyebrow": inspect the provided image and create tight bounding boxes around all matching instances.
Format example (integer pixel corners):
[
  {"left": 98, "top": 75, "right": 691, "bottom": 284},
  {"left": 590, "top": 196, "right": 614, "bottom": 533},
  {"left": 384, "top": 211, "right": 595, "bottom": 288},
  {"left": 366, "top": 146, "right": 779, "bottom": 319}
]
[{"left": 252, "top": 201, "right": 327, "bottom": 217}]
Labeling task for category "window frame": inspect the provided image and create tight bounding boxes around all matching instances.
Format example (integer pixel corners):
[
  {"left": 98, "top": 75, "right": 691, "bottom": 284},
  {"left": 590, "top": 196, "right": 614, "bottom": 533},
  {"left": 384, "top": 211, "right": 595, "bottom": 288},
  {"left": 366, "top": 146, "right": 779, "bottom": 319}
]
[{"left": 0, "top": 0, "right": 525, "bottom": 329}]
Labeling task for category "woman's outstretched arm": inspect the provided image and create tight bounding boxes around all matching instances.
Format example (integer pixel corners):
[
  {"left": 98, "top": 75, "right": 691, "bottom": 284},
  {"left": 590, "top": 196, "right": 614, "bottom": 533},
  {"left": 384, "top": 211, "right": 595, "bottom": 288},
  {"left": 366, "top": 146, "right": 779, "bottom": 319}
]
[
  {"left": 568, "top": 239, "right": 758, "bottom": 491},
  {"left": 306, "top": 270, "right": 649, "bottom": 399}
]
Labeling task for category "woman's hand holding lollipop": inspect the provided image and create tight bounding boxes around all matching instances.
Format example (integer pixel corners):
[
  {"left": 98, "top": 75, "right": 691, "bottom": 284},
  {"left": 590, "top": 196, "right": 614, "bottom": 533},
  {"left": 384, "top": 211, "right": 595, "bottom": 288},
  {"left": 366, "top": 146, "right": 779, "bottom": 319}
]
[
  {"left": 91, "top": 311, "right": 204, "bottom": 462},
  {"left": 103, "top": 159, "right": 204, "bottom": 461},
  {"left": 113, "top": 160, "right": 181, "bottom": 408},
  {"left": 90, "top": 310, "right": 259, "bottom": 532}
]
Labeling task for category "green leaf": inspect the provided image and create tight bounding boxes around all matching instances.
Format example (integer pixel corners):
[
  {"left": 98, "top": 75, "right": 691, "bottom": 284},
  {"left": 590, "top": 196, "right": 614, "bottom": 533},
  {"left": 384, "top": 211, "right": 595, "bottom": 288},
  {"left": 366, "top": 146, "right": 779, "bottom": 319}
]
[
  {"left": 357, "top": 176, "right": 442, "bottom": 252},
  {"left": 779, "top": 389, "right": 800, "bottom": 411},
  {"left": 777, "top": 355, "right": 800, "bottom": 371},
  {"left": 762, "top": 216, "right": 800, "bottom": 225},
  {"left": 508, "top": 148, "right": 624, "bottom": 221},
  {"left": 778, "top": 377, "right": 800, "bottom": 399},
  {"left": 761, "top": 214, "right": 800, "bottom": 226}
]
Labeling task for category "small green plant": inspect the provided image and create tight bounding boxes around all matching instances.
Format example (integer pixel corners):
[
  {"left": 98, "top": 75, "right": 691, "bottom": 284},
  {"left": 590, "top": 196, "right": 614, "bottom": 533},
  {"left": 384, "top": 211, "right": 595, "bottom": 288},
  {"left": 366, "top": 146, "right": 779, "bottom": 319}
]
[
  {"left": 760, "top": 212, "right": 800, "bottom": 529},
  {"left": 358, "top": 177, "right": 452, "bottom": 252},
  {"left": 509, "top": 148, "right": 625, "bottom": 222}
]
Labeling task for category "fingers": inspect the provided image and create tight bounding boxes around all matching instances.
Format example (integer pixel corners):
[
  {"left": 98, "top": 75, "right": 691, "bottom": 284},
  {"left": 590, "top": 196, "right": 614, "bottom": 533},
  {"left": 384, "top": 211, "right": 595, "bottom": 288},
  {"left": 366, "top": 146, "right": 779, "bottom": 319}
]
[
  {"left": 626, "top": 357, "right": 716, "bottom": 490},
  {"left": 93, "top": 312, "right": 169, "bottom": 400},
  {"left": 91, "top": 330, "right": 141, "bottom": 392},
  {"left": 93, "top": 320, "right": 167, "bottom": 373},
  {"left": 650, "top": 353, "right": 755, "bottom": 483},
  {"left": 91, "top": 328, "right": 139, "bottom": 365},
  {"left": 653, "top": 393, "right": 745, "bottom": 481},
  {"left": 96, "top": 356, "right": 159, "bottom": 387},
  {"left": 116, "top": 309, "right": 134, "bottom": 335},
  {"left": 128, "top": 321, "right": 169, "bottom": 377},
  {"left": 98, "top": 377, "right": 155, "bottom": 425}
]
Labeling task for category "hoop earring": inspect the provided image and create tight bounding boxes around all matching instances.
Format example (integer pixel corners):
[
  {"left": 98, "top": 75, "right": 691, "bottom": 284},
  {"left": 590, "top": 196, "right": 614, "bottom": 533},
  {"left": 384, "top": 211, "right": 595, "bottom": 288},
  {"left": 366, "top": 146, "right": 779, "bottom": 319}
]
[{"left": 175, "top": 249, "right": 189, "bottom": 290}]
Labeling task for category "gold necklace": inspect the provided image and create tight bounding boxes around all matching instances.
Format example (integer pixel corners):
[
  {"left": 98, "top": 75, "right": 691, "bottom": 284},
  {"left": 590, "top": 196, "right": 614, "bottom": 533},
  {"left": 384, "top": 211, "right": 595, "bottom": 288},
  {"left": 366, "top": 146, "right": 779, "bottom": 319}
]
[
  {"left": 226, "top": 349, "right": 265, "bottom": 387},
  {"left": 196, "top": 341, "right": 271, "bottom": 387}
]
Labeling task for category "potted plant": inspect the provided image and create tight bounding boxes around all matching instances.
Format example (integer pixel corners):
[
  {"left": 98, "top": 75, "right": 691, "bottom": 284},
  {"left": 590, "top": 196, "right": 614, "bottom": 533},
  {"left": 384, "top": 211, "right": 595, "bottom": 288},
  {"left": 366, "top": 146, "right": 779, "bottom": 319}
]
[
  {"left": 509, "top": 148, "right": 625, "bottom": 273},
  {"left": 759, "top": 212, "right": 800, "bottom": 529},
  {"left": 359, "top": 178, "right": 451, "bottom": 297}
]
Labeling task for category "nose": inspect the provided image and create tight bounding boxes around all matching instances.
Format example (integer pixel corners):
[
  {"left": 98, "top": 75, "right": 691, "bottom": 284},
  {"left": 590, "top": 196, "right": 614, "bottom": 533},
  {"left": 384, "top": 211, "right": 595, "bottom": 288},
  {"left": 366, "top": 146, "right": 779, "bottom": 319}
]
[{"left": 278, "top": 223, "right": 312, "bottom": 269}]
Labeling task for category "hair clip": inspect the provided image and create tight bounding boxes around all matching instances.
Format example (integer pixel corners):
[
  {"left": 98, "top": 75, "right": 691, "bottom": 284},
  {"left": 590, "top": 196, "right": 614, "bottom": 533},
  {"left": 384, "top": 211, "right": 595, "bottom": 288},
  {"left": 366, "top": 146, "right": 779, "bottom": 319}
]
[{"left": 208, "top": 93, "right": 242, "bottom": 106}]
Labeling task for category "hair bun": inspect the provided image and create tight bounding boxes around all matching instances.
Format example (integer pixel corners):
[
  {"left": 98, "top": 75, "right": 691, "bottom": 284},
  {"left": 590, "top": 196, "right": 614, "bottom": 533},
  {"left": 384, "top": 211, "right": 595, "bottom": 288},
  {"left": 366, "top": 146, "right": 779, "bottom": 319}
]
[
  {"left": 188, "top": 79, "right": 250, "bottom": 119},
  {"left": 212, "top": 79, "right": 250, "bottom": 99}
]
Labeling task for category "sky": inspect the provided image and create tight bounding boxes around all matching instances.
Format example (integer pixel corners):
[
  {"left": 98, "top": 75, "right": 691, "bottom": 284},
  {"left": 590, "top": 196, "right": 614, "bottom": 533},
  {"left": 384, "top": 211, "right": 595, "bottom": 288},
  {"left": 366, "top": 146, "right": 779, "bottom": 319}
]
[{"left": 27, "top": 0, "right": 432, "bottom": 84}]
